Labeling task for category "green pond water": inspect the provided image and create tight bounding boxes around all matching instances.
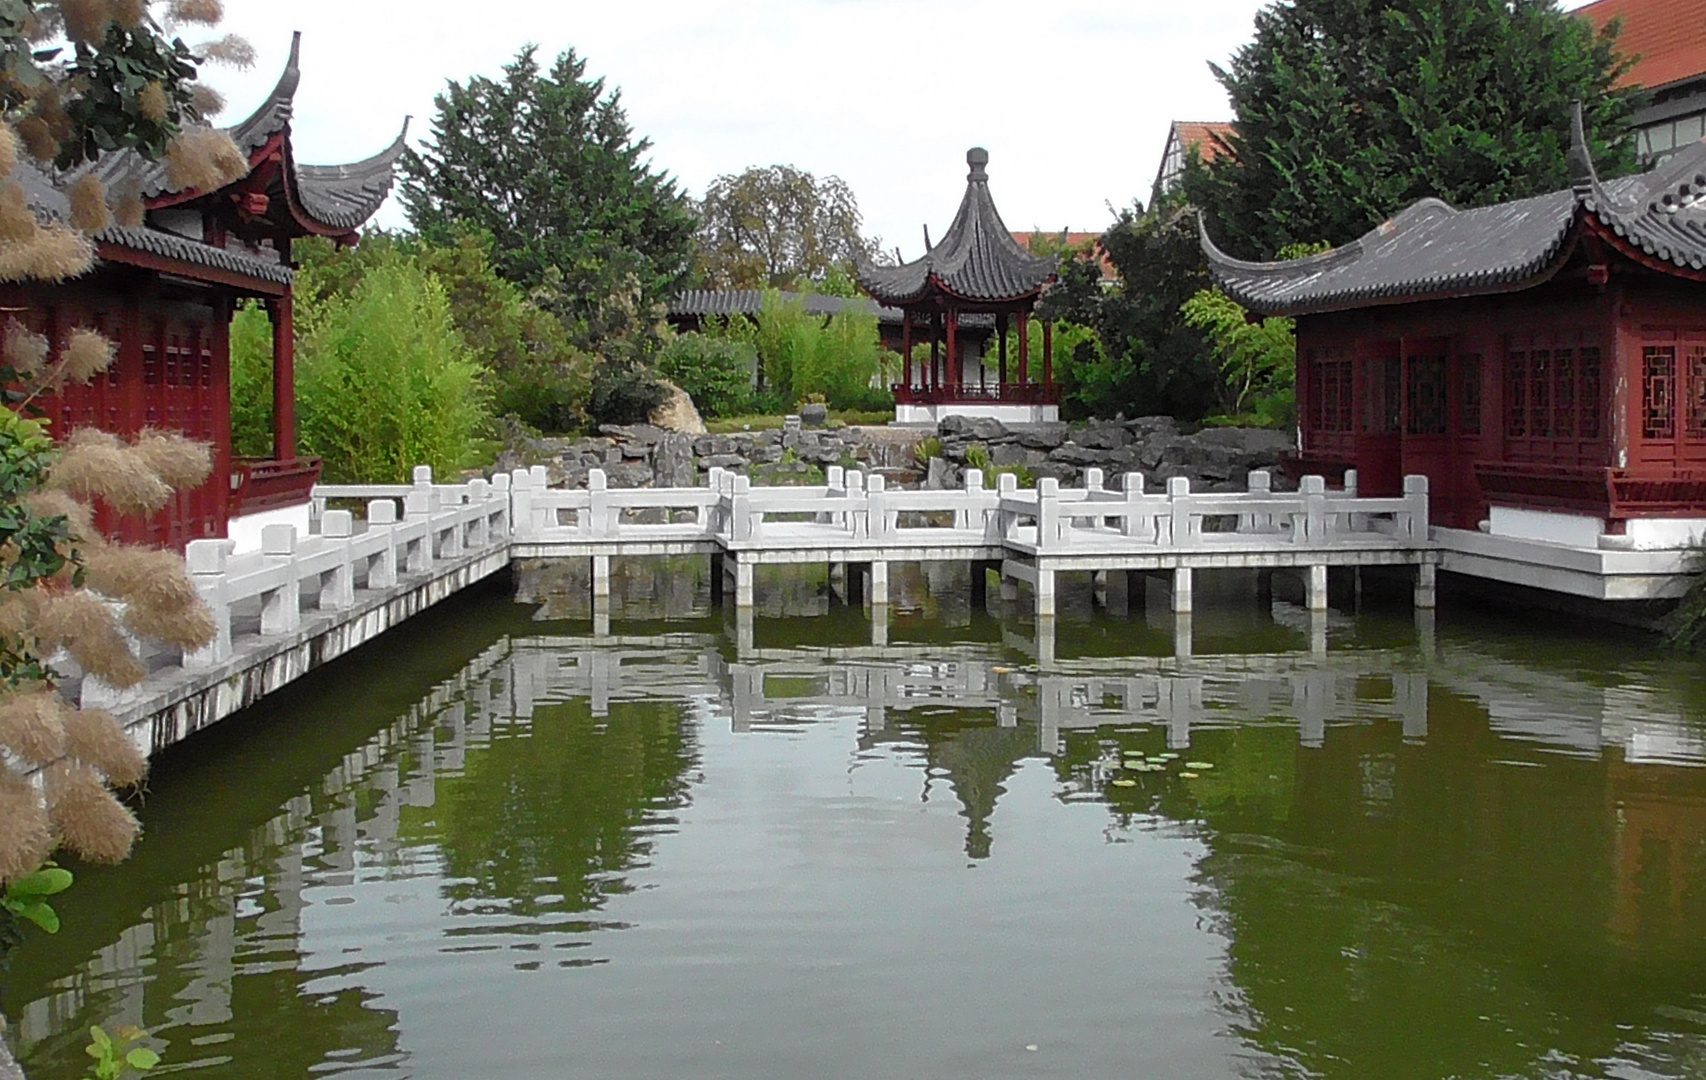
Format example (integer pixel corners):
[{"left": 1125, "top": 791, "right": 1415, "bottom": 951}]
[{"left": 5, "top": 561, "right": 1706, "bottom": 1079}]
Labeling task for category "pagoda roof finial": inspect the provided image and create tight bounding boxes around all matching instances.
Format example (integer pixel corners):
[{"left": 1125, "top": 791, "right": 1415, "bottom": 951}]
[{"left": 967, "top": 147, "right": 988, "bottom": 181}]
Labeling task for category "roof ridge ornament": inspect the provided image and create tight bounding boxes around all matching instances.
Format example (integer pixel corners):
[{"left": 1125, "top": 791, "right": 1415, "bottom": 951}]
[
  {"left": 967, "top": 147, "right": 988, "bottom": 182},
  {"left": 1567, "top": 99, "right": 1599, "bottom": 198}
]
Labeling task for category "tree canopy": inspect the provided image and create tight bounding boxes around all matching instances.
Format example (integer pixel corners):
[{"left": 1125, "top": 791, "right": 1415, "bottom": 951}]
[
  {"left": 1187, "top": 0, "right": 1639, "bottom": 259},
  {"left": 399, "top": 45, "right": 697, "bottom": 342},
  {"left": 694, "top": 164, "right": 881, "bottom": 289}
]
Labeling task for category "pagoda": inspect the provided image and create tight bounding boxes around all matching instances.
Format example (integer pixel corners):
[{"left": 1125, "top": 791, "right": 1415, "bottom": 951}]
[
  {"left": 6, "top": 33, "right": 405, "bottom": 550},
  {"left": 857, "top": 148, "right": 1059, "bottom": 425},
  {"left": 1202, "top": 104, "right": 1706, "bottom": 551}
]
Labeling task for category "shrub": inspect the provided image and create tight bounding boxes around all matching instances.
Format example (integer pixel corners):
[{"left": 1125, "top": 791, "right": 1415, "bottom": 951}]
[
  {"left": 588, "top": 357, "right": 670, "bottom": 425},
  {"left": 656, "top": 333, "right": 755, "bottom": 417},
  {"left": 705, "top": 290, "right": 886, "bottom": 410},
  {"left": 235, "top": 260, "right": 489, "bottom": 483}
]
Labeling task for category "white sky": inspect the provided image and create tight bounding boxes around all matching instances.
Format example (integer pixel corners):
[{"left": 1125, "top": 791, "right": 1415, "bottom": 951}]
[{"left": 206, "top": 0, "right": 1603, "bottom": 264}]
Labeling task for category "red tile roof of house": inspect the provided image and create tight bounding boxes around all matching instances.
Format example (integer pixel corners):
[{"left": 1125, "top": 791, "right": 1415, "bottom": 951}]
[
  {"left": 1011, "top": 231, "right": 1117, "bottom": 280},
  {"left": 1578, "top": 0, "right": 1706, "bottom": 90},
  {"left": 1171, "top": 121, "right": 1236, "bottom": 162}
]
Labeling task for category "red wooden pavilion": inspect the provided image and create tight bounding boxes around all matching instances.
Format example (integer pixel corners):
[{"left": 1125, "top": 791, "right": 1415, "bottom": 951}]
[
  {"left": 6, "top": 33, "right": 405, "bottom": 550},
  {"left": 857, "top": 149, "right": 1060, "bottom": 425},
  {"left": 1202, "top": 106, "right": 1706, "bottom": 549}
]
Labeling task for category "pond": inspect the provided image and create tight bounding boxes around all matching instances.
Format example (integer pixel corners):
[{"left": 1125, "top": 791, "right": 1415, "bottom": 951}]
[{"left": 5, "top": 560, "right": 1706, "bottom": 1079}]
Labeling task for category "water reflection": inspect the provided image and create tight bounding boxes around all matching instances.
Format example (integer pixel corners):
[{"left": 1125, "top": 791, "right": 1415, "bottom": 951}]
[{"left": 4, "top": 566, "right": 1706, "bottom": 1079}]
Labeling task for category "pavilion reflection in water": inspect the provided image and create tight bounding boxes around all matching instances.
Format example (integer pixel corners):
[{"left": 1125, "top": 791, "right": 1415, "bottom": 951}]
[{"left": 13, "top": 611, "right": 1706, "bottom": 1077}]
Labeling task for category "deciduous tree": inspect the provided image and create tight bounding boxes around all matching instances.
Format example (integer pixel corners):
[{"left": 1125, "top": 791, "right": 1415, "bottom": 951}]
[{"left": 694, "top": 164, "right": 882, "bottom": 289}]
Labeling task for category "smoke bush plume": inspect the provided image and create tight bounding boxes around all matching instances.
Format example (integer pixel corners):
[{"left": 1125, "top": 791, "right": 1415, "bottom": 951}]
[
  {"left": 63, "top": 327, "right": 114, "bottom": 383},
  {"left": 0, "top": 688, "right": 69, "bottom": 764},
  {"left": 58, "top": 0, "right": 112, "bottom": 44},
  {"left": 34, "top": 589, "right": 147, "bottom": 688},
  {"left": 0, "top": 771, "right": 55, "bottom": 886},
  {"left": 138, "top": 81, "right": 169, "bottom": 124},
  {"left": 6, "top": 320, "right": 49, "bottom": 377},
  {"left": 45, "top": 762, "right": 138, "bottom": 863},
  {"left": 67, "top": 173, "right": 110, "bottom": 233},
  {"left": 168, "top": 0, "right": 222, "bottom": 24},
  {"left": 165, "top": 126, "right": 247, "bottom": 192},
  {"left": 47, "top": 427, "right": 173, "bottom": 515},
  {"left": 132, "top": 428, "right": 211, "bottom": 490},
  {"left": 0, "top": 121, "right": 18, "bottom": 179},
  {"left": 63, "top": 707, "right": 146, "bottom": 787}
]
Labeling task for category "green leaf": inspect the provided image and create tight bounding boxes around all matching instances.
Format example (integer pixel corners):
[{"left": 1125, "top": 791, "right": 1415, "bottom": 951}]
[
  {"left": 10, "top": 865, "right": 74, "bottom": 897},
  {"left": 125, "top": 1047, "right": 161, "bottom": 1070},
  {"left": 90, "top": 1025, "right": 114, "bottom": 1052},
  {"left": 15, "top": 900, "right": 59, "bottom": 933}
]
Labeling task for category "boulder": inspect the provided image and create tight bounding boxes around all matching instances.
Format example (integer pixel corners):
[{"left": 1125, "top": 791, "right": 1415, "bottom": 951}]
[
  {"left": 1013, "top": 423, "right": 1069, "bottom": 449},
  {"left": 991, "top": 441, "right": 1028, "bottom": 467},
  {"left": 938, "top": 415, "right": 975, "bottom": 436},
  {"left": 1049, "top": 443, "right": 1110, "bottom": 466},
  {"left": 649, "top": 381, "right": 708, "bottom": 435},
  {"left": 654, "top": 432, "right": 698, "bottom": 487},
  {"left": 1126, "top": 415, "right": 1180, "bottom": 438},
  {"left": 1031, "top": 461, "right": 1078, "bottom": 484},
  {"left": 800, "top": 402, "right": 829, "bottom": 427},
  {"left": 1074, "top": 423, "right": 1128, "bottom": 450},
  {"left": 966, "top": 416, "right": 1010, "bottom": 441},
  {"left": 701, "top": 453, "right": 745, "bottom": 469}
]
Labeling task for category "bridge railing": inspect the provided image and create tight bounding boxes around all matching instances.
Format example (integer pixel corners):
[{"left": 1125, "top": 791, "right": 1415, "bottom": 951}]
[
  {"left": 994, "top": 470, "right": 1427, "bottom": 552},
  {"left": 160, "top": 467, "right": 511, "bottom": 685}
]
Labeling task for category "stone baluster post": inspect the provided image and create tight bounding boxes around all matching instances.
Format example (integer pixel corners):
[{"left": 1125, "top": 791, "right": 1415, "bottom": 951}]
[{"left": 259, "top": 524, "right": 301, "bottom": 635}]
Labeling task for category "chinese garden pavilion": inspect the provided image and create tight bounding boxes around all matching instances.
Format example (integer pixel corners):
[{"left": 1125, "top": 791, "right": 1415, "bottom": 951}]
[
  {"left": 1201, "top": 106, "right": 1706, "bottom": 550},
  {"left": 7, "top": 33, "right": 405, "bottom": 550},
  {"left": 857, "top": 148, "right": 1059, "bottom": 425}
]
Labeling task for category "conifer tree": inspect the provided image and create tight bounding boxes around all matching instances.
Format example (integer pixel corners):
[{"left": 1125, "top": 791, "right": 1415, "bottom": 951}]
[
  {"left": 1188, "top": 0, "right": 1638, "bottom": 259},
  {"left": 400, "top": 46, "right": 697, "bottom": 347}
]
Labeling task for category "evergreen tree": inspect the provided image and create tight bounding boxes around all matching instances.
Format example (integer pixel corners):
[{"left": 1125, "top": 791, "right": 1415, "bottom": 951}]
[
  {"left": 400, "top": 45, "right": 697, "bottom": 346},
  {"left": 1188, "top": 0, "right": 1638, "bottom": 260}
]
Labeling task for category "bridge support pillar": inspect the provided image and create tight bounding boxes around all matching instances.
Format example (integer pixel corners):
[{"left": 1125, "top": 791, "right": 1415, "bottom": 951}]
[
  {"left": 1173, "top": 612, "right": 1193, "bottom": 659},
  {"left": 1171, "top": 567, "right": 1193, "bottom": 614},
  {"left": 1306, "top": 564, "right": 1328, "bottom": 612},
  {"left": 709, "top": 553, "right": 724, "bottom": 604},
  {"left": 1036, "top": 615, "right": 1056, "bottom": 668},
  {"left": 1414, "top": 562, "right": 1437, "bottom": 609},
  {"left": 969, "top": 560, "right": 988, "bottom": 609},
  {"left": 1101, "top": 569, "right": 1131, "bottom": 616},
  {"left": 1000, "top": 571, "right": 1018, "bottom": 602},
  {"left": 735, "top": 558, "right": 754, "bottom": 608},
  {"left": 871, "top": 603, "right": 889, "bottom": 647},
  {"left": 868, "top": 561, "right": 889, "bottom": 606},
  {"left": 1035, "top": 568, "right": 1056, "bottom": 618},
  {"left": 591, "top": 555, "right": 611, "bottom": 601}
]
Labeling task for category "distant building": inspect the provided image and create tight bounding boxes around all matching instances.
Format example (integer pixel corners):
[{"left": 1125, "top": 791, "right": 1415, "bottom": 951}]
[
  {"left": 1011, "top": 230, "right": 1116, "bottom": 282},
  {"left": 1151, "top": 121, "right": 1235, "bottom": 206},
  {"left": 1579, "top": 0, "right": 1706, "bottom": 166}
]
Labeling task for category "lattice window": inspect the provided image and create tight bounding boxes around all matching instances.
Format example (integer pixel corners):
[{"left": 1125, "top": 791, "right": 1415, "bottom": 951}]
[
  {"left": 1554, "top": 349, "right": 1576, "bottom": 439},
  {"left": 1530, "top": 349, "right": 1552, "bottom": 437},
  {"left": 1506, "top": 351, "right": 1527, "bottom": 437},
  {"left": 1689, "top": 344, "right": 1706, "bottom": 439},
  {"left": 1307, "top": 348, "right": 1353, "bottom": 433},
  {"left": 1580, "top": 347, "right": 1601, "bottom": 439},
  {"left": 1366, "top": 355, "right": 1401, "bottom": 433},
  {"left": 1644, "top": 345, "right": 1677, "bottom": 439},
  {"left": 1406, "top": 354, "right": 1447, "bottom": 434},
  {"left": 1460, "top": 354, "right": 1482, "bottom": 435}
]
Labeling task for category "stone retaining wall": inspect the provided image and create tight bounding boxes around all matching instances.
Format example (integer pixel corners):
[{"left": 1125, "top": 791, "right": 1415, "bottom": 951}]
[{"left": 495, "top": 415, "right": 1296, "bottom": 493}]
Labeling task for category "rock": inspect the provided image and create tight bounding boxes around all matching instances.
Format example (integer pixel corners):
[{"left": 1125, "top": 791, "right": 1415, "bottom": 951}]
[
  {"left": 938, "top": 415, "right": 974, "bottom": 436},
  {"left": 1075, "top": 424, "right": 1128, "bottom": 450},
  {"left": 991, "top": 442, "right": 1028, "bottom": 467},
  {"left": 967, "top": 416, "right": 1009, "bottom": 441},
  {"left": 619, "top": 441, "right": 650, "bottom": 459},
  {"left": 654, "top": 432, "right": 697, "bottom": 487},
  {"left": 1013, "top": 423, "right": 1068, "bottom": 449},
  {"left": 925, "top": 456, "right": 952, "bottom": 489},
  {"left": 649, "top": 381, "right": 708, "bottom": 435},
  {"left": 599, "top": 423, "right": 669, "bottom": 445},
  {"left": 701, "top": 453, "right": 745, "bottom": 469},
  {"left": 800, "top": 402, "right": 829, "bottom": 427},
  {"left": 1049, "top": 443, "right": 1110, "bottom": 466},
  {"left": 606, "top": 461, "right": 654, "bottom": 487},
  {"left": 1126, "top": 415, "right": 1180, "bottom": 438},
  {"left": 1031, "top": 462, "right": 1078, "bottom": 484}
]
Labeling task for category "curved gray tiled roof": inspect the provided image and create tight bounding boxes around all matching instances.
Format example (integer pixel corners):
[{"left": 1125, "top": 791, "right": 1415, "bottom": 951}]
[
  {"left": 670, "top": 289, "right": 900, "bottom": 321},
  {"left": 856, "top": 148, "right": 1057, "bottom": 305},
  {"left": 1202, "top": 105, "right": 1706, "bottom": 316},
  {"left": 94, "top": 225, "right": 294, "bottom": 285},
  {"left": 55, "top": 30, "right": 401, "bottom": 264}
]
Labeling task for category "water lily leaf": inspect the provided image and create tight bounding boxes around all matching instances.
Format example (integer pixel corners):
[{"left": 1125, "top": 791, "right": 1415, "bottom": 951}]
[{"left": 125, "top": 1047, "right": 160, "bottom": 1070}]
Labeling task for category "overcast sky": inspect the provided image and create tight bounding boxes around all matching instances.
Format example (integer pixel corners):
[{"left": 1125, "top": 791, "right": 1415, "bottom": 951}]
[{"left": 205, "top": 0, "right": 1602, "bottom": 264}]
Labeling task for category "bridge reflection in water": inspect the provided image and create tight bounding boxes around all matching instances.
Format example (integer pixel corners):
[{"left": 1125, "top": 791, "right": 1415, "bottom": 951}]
[{"left": 8, "top": 560, "right": 1706, "bottom": 1080}]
